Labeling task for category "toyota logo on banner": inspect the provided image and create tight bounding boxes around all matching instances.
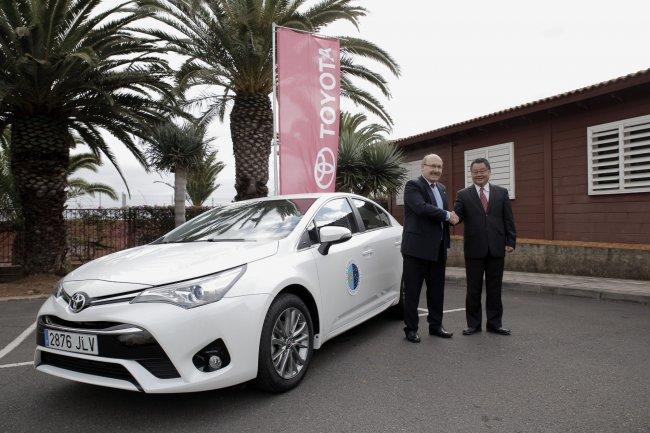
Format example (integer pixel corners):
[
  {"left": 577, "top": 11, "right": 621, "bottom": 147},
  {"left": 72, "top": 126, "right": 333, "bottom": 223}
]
[
  {"left": 314, "top": 148, "right": 336, "bottom": 189},
  {"left": 69, "top": 292, "right": 89, "bottom": 313}
]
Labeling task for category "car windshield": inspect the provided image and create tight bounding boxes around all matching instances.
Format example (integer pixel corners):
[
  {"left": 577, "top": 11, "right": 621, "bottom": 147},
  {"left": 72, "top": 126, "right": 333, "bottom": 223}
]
[{"left": 154, "top": 198, "right": 317, "bottom": 243}]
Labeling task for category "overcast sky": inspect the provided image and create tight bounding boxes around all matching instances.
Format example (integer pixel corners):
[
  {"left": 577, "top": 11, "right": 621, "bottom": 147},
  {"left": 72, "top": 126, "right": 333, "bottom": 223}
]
[{"left": 69, "top": 0, "right": 650, "bottom": 208}]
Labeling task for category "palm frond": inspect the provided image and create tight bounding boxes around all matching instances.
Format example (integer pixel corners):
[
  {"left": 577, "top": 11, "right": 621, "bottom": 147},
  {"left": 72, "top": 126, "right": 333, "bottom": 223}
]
[
  {"left": 336, "top": 111, "right": 406, "bottom": 198},
  {"left": 143, "top": 0, "right": 399, "bottom": 125}
]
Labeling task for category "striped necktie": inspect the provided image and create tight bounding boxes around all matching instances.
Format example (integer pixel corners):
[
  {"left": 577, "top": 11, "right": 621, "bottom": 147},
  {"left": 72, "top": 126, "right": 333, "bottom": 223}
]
[{"left": 480, "top": 187, "right": 489, "bottom": 213}]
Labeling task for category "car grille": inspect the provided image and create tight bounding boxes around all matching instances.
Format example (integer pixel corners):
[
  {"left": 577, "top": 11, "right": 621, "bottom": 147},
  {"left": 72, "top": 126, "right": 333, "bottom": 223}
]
[
  {"left": 137, "top": 359, "right": 180, "bottom": 379},
  {"left": 43, "top": 315, "right": 123, "bottom": 331},
  {"left": 38, "top": 316, "right": 181, "bottom": 380},
  {"left": 40, "top": 351, "right": 141, "bottom": 390}
]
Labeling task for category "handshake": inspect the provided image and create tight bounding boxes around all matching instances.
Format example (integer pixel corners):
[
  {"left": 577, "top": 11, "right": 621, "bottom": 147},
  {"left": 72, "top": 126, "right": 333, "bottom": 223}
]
[{"left": 448, "top": 211, "right": 460, "bottom": 225}]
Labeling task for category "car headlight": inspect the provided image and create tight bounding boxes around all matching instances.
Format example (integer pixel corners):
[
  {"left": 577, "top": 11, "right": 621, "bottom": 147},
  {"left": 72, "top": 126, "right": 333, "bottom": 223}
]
[
  {"left": 131, "top": 265, "right": 246, "bottom": 309},
  {"left": 53, "top": 280, "right": 64, "bottom": 298}
]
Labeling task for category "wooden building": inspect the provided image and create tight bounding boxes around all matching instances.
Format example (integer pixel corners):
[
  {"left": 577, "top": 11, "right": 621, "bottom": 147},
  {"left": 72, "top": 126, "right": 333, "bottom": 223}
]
[{"left": 390, "top": 69, "right": 650, "bottom": 278}]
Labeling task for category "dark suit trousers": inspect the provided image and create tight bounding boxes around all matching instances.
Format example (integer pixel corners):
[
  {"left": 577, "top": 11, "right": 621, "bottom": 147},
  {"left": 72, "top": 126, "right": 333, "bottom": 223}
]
[
  {"left": 402, "top": 244, "right": 446, "bottom": 333},
  {"left": 464, "top": 254, "right": 504, "bottom": 329}
]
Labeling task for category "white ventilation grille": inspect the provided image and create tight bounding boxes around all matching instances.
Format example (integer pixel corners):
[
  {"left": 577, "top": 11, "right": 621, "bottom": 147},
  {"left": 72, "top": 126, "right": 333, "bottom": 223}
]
[{"left": 588, "top": 114, "right": 650, "bottom": 195}]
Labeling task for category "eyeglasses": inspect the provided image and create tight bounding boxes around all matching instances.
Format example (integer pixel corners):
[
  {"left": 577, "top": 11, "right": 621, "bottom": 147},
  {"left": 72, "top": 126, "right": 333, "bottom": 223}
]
[
  {"left": 423, "top": 163, "right": 442, "bottom": 168},
  {"left": 471, "top": 169, "right": 489, "bottom": 175}
]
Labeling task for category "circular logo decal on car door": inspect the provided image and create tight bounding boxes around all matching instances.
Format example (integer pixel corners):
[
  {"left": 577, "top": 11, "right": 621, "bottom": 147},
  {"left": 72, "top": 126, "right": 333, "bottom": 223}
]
[{"left": 346, "top": 261, "right": 360, "bottom": 295}]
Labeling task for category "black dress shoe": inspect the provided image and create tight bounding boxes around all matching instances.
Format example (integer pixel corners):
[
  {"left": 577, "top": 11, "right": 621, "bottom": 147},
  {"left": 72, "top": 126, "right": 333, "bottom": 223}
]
[
  {"left": 429, "top": 326, "right": 453, "bottom": 338},
  {"left": 405, "top": 331, "right": 421, "bottom": 343},
  {"left": 462, "top": 327, "right": 482, "bottom": 335},
  {"left": 487, "top": 326, "right": 511, "bottom": 335}
]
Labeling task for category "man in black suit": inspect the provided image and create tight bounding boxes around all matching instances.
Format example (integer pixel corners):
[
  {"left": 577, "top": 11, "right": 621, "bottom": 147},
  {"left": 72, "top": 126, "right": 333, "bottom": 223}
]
[
  {"left": 454, "top": 157, "right": 516, "bottom": 336},
  {"left": 401, "top": 154, "right": 459, "bottom": 343}
]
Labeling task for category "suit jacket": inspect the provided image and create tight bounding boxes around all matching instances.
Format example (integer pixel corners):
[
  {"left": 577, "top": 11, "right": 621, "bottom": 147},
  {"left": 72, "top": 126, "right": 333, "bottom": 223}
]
[
  {"left": 454, "top": 183, "right": 516, "bottom": 259},
  {"left": 401, "top": 175, "right": 451, "bottom": 262}
]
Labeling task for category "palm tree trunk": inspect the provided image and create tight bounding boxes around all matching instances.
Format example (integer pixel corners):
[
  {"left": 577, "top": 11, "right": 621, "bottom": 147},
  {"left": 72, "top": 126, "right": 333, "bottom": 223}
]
[
  {"left": 174, "top": 165, "right": 187, "bottom": 226},
  {"left": 9, "top": 117, "right": 69, "bottom": 274},
  {"left": 230, "top": 94, "right": 273, "bottom": 201}
]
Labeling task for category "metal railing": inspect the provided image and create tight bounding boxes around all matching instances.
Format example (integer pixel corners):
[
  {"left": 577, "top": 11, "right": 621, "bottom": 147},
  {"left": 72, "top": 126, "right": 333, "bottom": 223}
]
[{"left": 0, "top": 207, "right": 210, "bottom": 266}]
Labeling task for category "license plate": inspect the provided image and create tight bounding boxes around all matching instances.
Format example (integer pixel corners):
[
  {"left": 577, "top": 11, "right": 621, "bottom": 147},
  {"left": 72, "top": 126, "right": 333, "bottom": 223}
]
[{"left": 44, "top": 329, "right": 98, "bottom": 355}]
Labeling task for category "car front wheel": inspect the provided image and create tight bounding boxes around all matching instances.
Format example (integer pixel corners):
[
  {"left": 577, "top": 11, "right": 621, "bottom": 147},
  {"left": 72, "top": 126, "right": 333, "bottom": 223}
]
[{"left": 255, "top": 294, "right": 314, "bottom": 392}]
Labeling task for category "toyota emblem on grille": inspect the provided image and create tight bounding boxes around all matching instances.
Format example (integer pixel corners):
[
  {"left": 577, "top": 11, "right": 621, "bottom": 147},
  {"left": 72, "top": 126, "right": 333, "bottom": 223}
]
[{"left": 69, "top": 292, "right": 89, "bottom": 313}]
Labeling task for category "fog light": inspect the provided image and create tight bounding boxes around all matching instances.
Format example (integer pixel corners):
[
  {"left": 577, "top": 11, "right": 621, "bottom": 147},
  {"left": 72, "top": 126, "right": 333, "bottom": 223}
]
[
  {"left": 208, "top": 355, "right": 222, "bottom": 370},
  {"left": 192, "top": 339, "right": 231, "bottom": 373}
]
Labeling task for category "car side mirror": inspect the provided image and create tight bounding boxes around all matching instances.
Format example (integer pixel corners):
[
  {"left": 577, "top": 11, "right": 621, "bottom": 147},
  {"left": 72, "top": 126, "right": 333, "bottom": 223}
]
[{"left": 318, "top": 226, "right": 352, "bottom": 255}]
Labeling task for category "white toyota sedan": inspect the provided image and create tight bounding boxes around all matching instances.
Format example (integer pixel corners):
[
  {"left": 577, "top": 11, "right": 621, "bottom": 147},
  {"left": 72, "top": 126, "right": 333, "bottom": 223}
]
[{"left": 35, "top": 193, "right": 403, "bottom": 393}]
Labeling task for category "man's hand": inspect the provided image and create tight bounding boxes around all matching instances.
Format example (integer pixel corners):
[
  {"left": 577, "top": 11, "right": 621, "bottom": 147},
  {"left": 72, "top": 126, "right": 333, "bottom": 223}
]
[
  {"left": 505, "top": 246, "right": 514, "bottom": 253},
  {"left": 448, "top": 211, "right": 460, "bottom": 225}
]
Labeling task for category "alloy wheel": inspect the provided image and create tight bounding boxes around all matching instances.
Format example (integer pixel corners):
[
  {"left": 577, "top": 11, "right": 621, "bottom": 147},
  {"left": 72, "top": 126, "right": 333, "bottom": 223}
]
[{"left": 271, "top": 307, "right": 309, "bottom": 379}]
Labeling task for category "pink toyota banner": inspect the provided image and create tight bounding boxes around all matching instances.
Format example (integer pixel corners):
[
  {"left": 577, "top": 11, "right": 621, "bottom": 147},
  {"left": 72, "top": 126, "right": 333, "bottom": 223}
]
[{"left": 277, "top": 27, "right": 340, "bottom": 194}]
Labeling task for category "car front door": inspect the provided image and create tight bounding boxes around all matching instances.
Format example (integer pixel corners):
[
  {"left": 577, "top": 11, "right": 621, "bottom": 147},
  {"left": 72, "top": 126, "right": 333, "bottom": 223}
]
[{"left": 309, "top": 198, "right": 368, "bottom": 337}]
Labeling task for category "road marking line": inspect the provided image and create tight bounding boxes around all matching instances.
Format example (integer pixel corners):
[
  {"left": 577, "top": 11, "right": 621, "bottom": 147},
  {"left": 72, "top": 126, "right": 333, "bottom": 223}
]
[
  {"left": 418, "top": 307, "right": 465, "bottom": 316},
  {"left": 0, "top": 322, "right": 36, "bottom": 360},
  {"left": 0, "top": 361, "right": 33, "bottom": 369}
]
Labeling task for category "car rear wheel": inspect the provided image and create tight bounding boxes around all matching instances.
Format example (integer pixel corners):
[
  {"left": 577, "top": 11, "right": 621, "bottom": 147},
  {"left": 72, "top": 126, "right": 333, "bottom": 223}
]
[{"left": 254, "top": 294, "right": 314, "bottom": 392}]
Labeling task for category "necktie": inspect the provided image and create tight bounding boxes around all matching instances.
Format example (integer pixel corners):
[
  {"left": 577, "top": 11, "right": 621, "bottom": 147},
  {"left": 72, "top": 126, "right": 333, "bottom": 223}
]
[{"left": 480, "top": 187, "right": 488, "bottom": 213}]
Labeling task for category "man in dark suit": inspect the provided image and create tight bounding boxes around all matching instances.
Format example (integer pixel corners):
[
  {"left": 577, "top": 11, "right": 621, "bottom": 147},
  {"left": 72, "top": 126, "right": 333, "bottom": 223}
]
[
  {"left": 454, "top": 157, "right": 516, "bottom": 336},
  {"left": 401, "top": 154, "right": 459, "bottom": 343}
]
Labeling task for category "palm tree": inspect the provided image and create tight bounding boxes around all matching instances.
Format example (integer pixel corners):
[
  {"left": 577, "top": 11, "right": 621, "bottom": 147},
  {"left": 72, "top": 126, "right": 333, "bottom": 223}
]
[
  {"left": 187, "top": 151, "right": 225, "bottom": 206},
  {"left": 0, "top": 134, "right": 19, "bottom": 225},
  {"left": 336, "top": 112, "right": 406, "bottom": 198},
  {"left": 0, "top": 0, "right": 177, "bottom": 273},
  {"left": 0, "top": 127, "right": 8, "bottom": 148},
  {"left": 143, "top": 0, "right": 400, "bottom": 200},
  {"left": 2, "top": 148, "right": 117, "bottom": 219},
  {"left": 145, "top": 121, "right": 214, "bottom": 225},
  {"left": 67, "top": 153, "right": 118, "bottom": 202}
]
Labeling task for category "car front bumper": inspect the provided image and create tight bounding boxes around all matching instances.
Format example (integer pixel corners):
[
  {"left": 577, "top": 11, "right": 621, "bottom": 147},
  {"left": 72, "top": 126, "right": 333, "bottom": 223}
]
[{"left": 34, "top": 293, "right": 269, "bottom": 393}]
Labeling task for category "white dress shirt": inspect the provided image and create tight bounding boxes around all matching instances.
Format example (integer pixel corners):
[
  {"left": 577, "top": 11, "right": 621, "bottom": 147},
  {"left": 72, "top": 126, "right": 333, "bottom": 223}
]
[{"left": 474, "top": 182, "right": 490, "bottom": 201}]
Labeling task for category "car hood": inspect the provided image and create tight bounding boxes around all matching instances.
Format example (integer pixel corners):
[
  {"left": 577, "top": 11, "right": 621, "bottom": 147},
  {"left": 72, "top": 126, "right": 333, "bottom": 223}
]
[{"left": 64, "top": 240, "right": 278, "bottom": 291}]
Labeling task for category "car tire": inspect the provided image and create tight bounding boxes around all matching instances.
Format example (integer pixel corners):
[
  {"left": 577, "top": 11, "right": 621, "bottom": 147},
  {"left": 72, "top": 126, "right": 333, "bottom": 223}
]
[
  {"left": 387, "top": 275, "right": 405, "bottom": 320},
  {"left": 254, "top": 293, "right": 314, "bottom": 393}
]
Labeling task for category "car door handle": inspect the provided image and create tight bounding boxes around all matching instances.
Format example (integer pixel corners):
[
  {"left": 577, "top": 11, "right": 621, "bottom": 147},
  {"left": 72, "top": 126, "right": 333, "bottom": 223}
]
[
  {"left": 394, "top": 240, "right": 401, "bottom": 247},
  {"left": 362, "top": 249, "right": 374, "bottom": 257}
]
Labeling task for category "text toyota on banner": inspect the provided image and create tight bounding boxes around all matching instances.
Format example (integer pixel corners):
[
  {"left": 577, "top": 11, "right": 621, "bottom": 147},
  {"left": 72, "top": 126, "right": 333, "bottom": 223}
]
[{"left": 277, "top": 27, "right": 341, "bottom": 194}]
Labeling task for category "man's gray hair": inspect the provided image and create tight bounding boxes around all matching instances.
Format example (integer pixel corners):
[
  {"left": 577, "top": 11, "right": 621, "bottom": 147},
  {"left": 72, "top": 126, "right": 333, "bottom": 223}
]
[{"left": 422, "top": 154, "right": 441, "bottom": 166}]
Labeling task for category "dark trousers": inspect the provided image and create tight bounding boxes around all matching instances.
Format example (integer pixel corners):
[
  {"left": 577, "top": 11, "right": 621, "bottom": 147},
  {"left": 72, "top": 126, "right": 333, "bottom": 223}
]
[
  {"left": 402, "top": 245, "right": 446, "bottom": 333},
  {"left": 464, "top": 254, "right": 505, "bottom": 329}
]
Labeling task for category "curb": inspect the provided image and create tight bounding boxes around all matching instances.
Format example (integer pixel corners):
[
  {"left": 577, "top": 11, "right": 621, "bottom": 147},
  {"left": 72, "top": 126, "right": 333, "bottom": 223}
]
[{"left": 445, "top": 275, "right": 650, "bottom": 306}]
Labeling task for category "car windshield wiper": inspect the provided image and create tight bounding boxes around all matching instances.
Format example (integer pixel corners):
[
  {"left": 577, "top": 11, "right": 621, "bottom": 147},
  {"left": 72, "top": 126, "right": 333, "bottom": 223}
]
[
  {"left": 205, "top": 238, "right": 254, "bottom": 242},
  {"left": 157, "top": 238, "right": 255, "bottom": 243}
]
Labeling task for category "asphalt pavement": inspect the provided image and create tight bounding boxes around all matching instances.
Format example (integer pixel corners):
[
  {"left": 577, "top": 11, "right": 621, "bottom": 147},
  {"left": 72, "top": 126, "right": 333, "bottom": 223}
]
[{"left": 1, "top": 288, "right": 648, "bottom": 433}]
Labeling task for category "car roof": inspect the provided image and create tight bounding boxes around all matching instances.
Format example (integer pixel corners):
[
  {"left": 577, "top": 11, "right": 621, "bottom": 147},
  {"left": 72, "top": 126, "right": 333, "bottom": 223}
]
[{"left": 236, "top": 192, "right": 365, "bottom": 202}]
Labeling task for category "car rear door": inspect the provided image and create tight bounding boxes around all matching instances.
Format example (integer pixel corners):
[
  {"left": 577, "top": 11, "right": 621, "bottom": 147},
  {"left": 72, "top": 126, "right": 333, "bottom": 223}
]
[{"left": 350, "top": 198, "right": 402, "bottom": 313}]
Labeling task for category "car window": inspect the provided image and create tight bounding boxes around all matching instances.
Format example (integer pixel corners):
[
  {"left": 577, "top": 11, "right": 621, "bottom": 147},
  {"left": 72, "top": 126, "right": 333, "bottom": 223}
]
[
  {"left": 352, "top": 199, "right": 390, "bottom": 231},
  {"left": 374, "top": 205, "right": 392, "bottom": 227},
  {"left": 312, "top": 199, "right": 358, "bottom": 239},
  {"left": 297, "top": 221, "right": 316, "bottom": 249}
]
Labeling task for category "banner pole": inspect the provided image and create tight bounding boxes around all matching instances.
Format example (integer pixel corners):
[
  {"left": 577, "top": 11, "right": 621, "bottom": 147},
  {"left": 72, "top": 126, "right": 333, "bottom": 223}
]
[{"left": 271, "top": 22, "right": 279, "bottom": 196}]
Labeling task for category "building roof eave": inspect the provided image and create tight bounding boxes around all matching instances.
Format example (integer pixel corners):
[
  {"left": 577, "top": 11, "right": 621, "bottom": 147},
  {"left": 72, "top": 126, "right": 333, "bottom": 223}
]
[{"left": 394, "top": 68, "right": 650, "bottom": 148}]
